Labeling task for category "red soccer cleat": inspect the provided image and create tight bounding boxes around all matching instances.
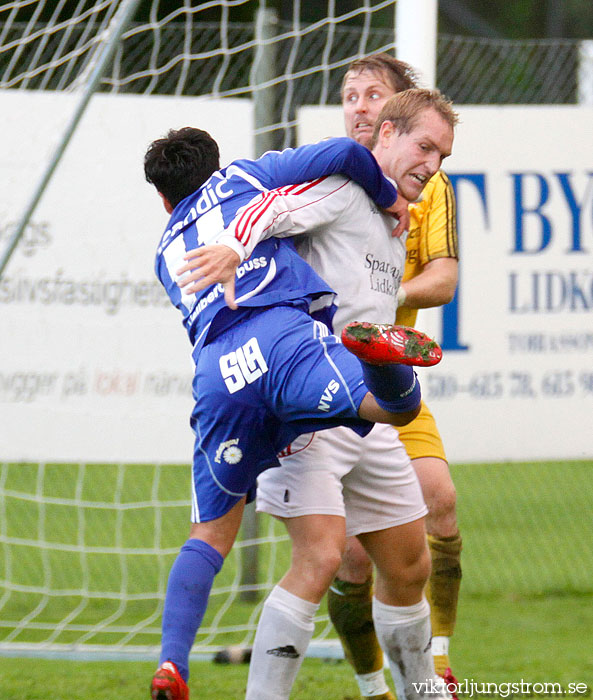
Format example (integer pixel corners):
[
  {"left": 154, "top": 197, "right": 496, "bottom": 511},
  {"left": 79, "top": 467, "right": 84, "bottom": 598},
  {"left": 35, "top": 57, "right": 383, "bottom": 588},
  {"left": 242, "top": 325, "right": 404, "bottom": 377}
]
[
  {"left": 151, "top": 661, "right": 189, "bottom": 700},
  {"left": 341, "top": 321, "right": 442, "bottom": 367},
  {"left": 440, "top": 667, "right": 460, "bottom": 700}
]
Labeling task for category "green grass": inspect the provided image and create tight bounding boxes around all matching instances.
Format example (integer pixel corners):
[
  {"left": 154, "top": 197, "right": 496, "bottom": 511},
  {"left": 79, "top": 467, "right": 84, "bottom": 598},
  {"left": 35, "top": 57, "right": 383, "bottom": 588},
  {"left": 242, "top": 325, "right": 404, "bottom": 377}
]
[
  {"left": 1, "top": 594, "right": 592, "bottom": 699},
  {"left": 1, "top": 459, "right": 592, "bottom": 697}
]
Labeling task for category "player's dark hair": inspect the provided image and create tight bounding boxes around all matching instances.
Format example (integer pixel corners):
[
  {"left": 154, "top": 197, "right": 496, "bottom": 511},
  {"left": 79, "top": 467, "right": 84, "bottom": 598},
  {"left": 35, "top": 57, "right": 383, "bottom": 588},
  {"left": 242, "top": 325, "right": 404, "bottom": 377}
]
[
  {"left": 341, "top": 52, "right": 419, "bottom": 97},
  {"left": 144, "top": 127, "right": 220, "bottom": 208},
  {"left": 370, "top": 88, "right": 459, "bottom": 148}
]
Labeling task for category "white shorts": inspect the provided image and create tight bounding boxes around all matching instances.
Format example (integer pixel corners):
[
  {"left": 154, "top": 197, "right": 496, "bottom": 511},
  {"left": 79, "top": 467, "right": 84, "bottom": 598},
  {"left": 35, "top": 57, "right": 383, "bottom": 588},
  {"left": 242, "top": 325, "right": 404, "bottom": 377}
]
[{"left": 256, "top": 423, "right": 428, "bottom": 537}]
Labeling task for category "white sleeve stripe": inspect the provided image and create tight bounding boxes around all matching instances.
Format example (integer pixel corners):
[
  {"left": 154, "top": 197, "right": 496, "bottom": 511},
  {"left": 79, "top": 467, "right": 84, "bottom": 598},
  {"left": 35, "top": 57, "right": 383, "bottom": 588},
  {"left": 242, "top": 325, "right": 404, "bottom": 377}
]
[{"left": 224, "top": 164, "right": 267, "bottom": 191}]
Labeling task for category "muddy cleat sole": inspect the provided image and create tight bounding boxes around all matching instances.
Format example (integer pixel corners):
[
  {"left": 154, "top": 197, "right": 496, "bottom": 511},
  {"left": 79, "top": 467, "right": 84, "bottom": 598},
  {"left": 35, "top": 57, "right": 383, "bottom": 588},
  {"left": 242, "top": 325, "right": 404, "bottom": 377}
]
[
  {"left": 151, "top": 661, "right": 189, "bottom": 700},
  {"left": 342, "top": 322, "right": 442, "bottom": 367}
]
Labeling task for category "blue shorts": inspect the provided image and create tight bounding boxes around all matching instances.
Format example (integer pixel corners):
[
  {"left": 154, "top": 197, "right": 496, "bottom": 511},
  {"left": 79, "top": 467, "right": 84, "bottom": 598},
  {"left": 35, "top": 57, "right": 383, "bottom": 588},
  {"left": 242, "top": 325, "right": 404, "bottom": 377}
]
[{"left": 189, "top": 305, "right": 372, "bottom": 522}]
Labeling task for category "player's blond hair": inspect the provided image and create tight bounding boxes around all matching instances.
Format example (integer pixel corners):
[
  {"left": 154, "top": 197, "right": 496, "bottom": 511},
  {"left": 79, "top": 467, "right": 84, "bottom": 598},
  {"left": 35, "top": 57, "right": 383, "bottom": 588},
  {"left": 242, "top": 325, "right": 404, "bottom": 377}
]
[{"left": 370, "top": 88, "right": 459, "bottom": 148}]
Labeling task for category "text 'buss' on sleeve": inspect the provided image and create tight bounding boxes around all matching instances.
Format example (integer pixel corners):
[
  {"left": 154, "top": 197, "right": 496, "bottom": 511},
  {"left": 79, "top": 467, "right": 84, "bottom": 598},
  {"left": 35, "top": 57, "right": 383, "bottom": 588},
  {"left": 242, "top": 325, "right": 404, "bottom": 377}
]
[{"left": 186, "top": 256, "right": 271, "bottom": 325}]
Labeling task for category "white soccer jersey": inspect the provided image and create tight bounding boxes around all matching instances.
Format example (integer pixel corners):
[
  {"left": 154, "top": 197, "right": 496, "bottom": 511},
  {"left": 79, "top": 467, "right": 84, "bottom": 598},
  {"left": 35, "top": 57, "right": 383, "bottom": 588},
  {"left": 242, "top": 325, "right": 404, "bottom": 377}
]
[
  {"left": 225, "top": 174, "right": 425, "bottom": 534},
  {"left": 222, "top": 174, "right": 406, "bottom": 335}
]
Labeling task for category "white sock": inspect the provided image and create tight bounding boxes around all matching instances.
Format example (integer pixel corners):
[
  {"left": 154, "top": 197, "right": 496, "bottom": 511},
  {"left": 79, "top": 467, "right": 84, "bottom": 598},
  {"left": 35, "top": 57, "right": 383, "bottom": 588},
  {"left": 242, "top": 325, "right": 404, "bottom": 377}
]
[
  {"left": 245, "top": 585, "right": 319, "bottom": 700},
  {"left": 372, "top": 596, "right": 436, "bottom": 700},
  {"left": 431, "top": 635, "right": 450, "bottom": 658},
  {"left": 355, "top": 668, "right": 392, "bottom": 697}
]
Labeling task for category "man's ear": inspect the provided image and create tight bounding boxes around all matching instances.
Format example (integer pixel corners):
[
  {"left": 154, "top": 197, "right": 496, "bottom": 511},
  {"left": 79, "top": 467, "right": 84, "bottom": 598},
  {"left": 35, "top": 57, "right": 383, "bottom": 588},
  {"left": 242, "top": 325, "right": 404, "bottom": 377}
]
[
  {"left": 159, "top": 191, "right": 173, "bottom": 214},
  {"left": 377, "top": 119, "right": 396, "bottom": 149}
]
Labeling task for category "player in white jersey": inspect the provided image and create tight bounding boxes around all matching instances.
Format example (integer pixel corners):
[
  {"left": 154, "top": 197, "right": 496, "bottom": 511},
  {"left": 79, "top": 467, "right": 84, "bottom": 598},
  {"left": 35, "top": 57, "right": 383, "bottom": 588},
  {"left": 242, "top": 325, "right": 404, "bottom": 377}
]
[
  {"left": 333, "top": 54, "right": 462, "bottom": 693},
  {"left": 177, "top": 89, "right": 458, "bottom": 700}
]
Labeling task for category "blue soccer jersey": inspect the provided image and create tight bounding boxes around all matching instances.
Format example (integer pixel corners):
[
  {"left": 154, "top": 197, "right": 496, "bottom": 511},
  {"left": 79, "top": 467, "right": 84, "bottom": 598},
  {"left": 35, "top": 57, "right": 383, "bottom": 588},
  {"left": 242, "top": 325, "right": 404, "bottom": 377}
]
[
  {"left": 153, "top": 138, "right": 400, "bottom": 521},
  {"left": 154, "top": 138, "right": 397, "bottom": 353}
]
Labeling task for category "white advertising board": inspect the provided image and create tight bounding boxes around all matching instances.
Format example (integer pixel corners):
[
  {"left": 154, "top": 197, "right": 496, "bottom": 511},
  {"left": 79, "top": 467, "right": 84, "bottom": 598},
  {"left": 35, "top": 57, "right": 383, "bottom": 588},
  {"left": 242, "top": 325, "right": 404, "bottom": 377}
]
[
  {"left": 0, "top": 92, "right": 253, "bottom": 461},
  {"left": 300, "top": 104, "right": 593, "bottom": 462},
  {"left": 2, "top": 95, "right": 592, "bottom": 463}
]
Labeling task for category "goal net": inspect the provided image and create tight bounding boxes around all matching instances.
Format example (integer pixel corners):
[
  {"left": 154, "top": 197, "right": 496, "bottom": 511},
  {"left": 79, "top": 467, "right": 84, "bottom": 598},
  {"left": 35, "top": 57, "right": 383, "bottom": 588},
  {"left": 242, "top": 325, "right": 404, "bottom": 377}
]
[{"left": 0, "top": 0, "right": 409, "bottom": 660}]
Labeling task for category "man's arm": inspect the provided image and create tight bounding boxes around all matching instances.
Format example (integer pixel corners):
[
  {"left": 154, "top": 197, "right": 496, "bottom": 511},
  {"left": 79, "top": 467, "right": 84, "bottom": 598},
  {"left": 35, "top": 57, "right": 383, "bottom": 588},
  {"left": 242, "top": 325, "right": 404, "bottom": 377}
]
[
  {"left": 399, "top": 172, "right": 458, "bottom": 310},
  {"left": 214, "top": 173, "right": 381, "bottom": 267},
  {"left": 398, "top": 257, "right": 458, "bottom": 310},
  {"left": 237, "top": 138, "right": 409, "bottom": 236},
  {"left": 177, "top": 175, "right": 364, "bottom": 305},
  {"left": 248, "top": 137, "right": 398, "bottom": 209}
]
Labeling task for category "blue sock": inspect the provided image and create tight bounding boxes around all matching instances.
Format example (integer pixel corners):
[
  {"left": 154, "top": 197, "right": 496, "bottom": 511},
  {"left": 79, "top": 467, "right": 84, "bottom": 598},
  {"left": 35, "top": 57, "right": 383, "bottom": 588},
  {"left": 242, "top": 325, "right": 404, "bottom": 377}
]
[
  {"left": 360, "top": 362, "right": 421, "bottom": 413},
  {"left": 159, "top": 538, "right": 224, "bottom": 681}
]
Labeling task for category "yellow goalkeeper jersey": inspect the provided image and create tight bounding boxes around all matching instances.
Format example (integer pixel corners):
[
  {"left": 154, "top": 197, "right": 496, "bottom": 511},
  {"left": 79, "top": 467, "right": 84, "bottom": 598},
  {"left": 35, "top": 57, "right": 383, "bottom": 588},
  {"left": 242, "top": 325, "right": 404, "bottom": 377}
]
[{"left": 395, "top": 170, "right": 458, "bottom": 328}]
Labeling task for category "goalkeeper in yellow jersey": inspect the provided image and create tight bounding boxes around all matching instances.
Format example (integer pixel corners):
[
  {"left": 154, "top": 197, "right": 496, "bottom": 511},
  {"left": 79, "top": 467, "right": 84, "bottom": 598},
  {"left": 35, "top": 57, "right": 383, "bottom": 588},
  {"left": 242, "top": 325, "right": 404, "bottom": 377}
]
[{"left": 328, "top": 53, "right": 462, "bottom": 695}]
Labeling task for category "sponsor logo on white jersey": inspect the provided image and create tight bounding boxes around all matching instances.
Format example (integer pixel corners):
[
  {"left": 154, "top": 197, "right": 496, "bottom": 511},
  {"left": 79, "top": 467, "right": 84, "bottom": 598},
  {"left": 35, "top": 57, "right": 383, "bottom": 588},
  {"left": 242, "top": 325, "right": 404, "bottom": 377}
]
[
  {"left": 364, "top": 253, "right": 402, "bottom": 280},
  {"left": 365, "top": 252, "right": 403, "bottom": 296}
]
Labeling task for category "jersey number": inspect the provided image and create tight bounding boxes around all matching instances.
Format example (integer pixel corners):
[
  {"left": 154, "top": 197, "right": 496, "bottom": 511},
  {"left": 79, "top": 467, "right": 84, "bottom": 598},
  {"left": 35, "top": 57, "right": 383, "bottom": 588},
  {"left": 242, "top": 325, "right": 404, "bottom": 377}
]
[{"left": 219, "top": 337, "right": 269, "bottom": 394}]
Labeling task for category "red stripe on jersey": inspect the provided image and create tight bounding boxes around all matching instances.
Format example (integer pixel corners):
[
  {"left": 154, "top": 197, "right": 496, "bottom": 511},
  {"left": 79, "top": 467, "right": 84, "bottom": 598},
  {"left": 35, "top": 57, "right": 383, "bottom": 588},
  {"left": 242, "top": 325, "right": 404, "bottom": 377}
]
[
  {"left": 234, "top": 191, "right": 278, "bottom": 246},
  {"left": 258, "top": 178, "right": 351, "bottom": 238},
  {"left": 234, "top": 177, "right": 330, "bottom": 244},
  {"left": 277, "top": 177, "right": 327, "bottom": 196},
  {"left": 233, "top": 175, "right": 348, "bottom": 248},
  {"left": 235, "top": 176, "right": 327, "bottom": 245}
]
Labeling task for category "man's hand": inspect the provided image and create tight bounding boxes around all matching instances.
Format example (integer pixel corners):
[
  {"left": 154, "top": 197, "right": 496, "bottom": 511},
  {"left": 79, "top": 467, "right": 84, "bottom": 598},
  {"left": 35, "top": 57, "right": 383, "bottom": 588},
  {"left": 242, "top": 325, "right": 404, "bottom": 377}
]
[
  {"left": 177, "top": 244, "right": 241, "bottom": 309},
  {"left": 384, "top": 194, "right": 410, "bottom": 237}
]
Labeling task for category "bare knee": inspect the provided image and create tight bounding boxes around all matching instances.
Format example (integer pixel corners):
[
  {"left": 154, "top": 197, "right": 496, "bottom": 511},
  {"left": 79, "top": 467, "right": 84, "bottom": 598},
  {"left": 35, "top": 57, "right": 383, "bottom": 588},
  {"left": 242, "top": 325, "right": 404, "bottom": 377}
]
[
  {"left": 290, "top": 543, "right": 344, "bottom": 599},
  {"left": 280, "top": 515, "right": 346, "bottom": 601},
  {"left": 335, "top": 536, "right": 373, "bottom": 584},
  {"left": 400, "top": 544, "right": 431, "bottom": 589},
  {"left": 413, "top": 458, "right": 458, "bottom": 537},
  {"left": 188, "top": 498, "right": 246, "bottom": 558},
  {"left": 425, "top": 482, "right": 457, "bottom": 537},
  {"left": 359, "top": 519, "right": 432, "bottom": 606},
  {"left": 375, "top": 542, "right": 431, "bottom": 606}
]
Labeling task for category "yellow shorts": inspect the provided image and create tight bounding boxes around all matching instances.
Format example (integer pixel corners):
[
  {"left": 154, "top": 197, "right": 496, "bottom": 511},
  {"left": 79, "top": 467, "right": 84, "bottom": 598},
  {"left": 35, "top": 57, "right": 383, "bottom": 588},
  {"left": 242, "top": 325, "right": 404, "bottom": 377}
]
[{"left": 396, "top": 400, "right": 447, "bottom": 462}]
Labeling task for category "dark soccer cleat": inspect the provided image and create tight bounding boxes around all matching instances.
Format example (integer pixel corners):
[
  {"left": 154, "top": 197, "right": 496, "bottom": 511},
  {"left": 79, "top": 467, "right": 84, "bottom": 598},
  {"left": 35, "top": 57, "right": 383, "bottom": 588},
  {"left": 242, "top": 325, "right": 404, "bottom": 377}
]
[
  {"left": 151, "top": 661, "right": 189, "bottom": 700},
  {"left": 341, "top": 322, "right": 442, "bottom": 367},
  {"left": 213, "top": 645, "right": 252, "bottom": 664}
]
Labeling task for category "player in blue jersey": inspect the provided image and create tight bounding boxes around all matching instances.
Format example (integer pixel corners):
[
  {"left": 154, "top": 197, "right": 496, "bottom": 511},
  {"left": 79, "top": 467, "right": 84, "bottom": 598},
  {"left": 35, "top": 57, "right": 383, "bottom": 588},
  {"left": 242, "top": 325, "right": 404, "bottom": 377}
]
[{"left": 143, "top": 127, "right": 441, "bottom": 700}]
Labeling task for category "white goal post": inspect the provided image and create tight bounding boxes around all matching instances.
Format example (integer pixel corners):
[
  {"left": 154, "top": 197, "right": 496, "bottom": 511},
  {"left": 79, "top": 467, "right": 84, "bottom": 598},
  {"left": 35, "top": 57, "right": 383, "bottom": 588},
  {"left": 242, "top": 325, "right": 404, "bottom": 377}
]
[
  {"left": 396, "top": 0, "right": 437, "bottom": 87},
  {"left": 0, "top": 0, "right": 439, "bottom": 660}
]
